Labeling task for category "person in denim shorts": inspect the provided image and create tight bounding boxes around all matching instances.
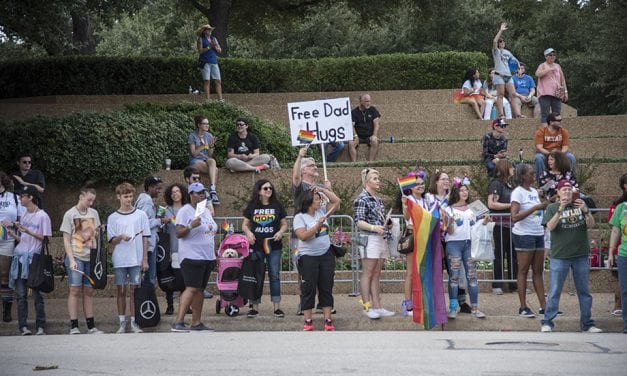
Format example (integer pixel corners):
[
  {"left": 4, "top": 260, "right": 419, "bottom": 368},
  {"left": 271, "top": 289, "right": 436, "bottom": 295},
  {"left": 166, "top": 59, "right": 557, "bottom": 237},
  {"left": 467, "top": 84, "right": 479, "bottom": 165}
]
[
  {"left": 510, "top": 164, "right": 549, "bottom": 318},
  {"left": 60, "top": 185, "right": 105, "bottom": 335},
  {"left": 107, "top": 183, "right": 150, "bottom": 334}
]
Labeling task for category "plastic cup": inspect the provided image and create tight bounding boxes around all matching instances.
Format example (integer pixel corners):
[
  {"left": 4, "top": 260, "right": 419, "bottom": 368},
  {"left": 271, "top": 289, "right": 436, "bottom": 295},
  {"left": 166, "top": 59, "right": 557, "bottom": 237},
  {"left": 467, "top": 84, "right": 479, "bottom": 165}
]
[{"left": 165, "top": 159, "right": 171, "bottom": 170}]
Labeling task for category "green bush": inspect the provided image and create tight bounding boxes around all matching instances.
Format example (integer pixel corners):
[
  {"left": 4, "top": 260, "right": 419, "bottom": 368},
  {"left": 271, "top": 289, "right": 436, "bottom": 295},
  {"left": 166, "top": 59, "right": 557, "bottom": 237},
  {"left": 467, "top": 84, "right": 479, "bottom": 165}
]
[
  {"left": 0, "top": 101, "right": 297, "bottom": 185},
  {"left": 0, "top": 52, "right": 488, "bottom": 98}
]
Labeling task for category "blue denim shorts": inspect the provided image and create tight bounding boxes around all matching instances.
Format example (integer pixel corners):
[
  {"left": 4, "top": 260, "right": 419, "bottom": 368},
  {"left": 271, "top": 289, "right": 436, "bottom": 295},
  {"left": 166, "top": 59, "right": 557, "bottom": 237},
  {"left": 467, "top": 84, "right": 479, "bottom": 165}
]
[
  {"left": 493, "top": 73, "right": 512, "bottom": 85},
  {"left": 65, "top": 257, "right": 93, "bottom": 287},
  {"left": 114, "top": 266, "right": 141, "bottom": 286},
  {"left": 201, "top": 63, "right": 221, "bottom": 80},
  {"left": 512, "top": 234, "right": 544, "bottom": 251}
]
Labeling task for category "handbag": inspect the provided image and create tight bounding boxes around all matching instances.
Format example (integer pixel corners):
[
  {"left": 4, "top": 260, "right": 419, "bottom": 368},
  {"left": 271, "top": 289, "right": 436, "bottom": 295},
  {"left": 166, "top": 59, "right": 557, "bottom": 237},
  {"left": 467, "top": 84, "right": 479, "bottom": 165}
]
[
  {"left": 27, "top": 238, "right": 54, "bottom": 293},
  {"left": 329, "top": 243, "right": 347, "bottom": 258},
  {"left": 89, "top": 226, "right": 107, "bottom": 290},
  {"left": 134, "top": 280, "right": 161, "bottom": 328},
  {"left": 470, "top": 222, "right": 496, "bottom": 261},
  {"left": 398, "top": 228, "right": 414, "bottom": 255},
  {"left": 238, "top": 254, "right": 265, "bottom": 301}
]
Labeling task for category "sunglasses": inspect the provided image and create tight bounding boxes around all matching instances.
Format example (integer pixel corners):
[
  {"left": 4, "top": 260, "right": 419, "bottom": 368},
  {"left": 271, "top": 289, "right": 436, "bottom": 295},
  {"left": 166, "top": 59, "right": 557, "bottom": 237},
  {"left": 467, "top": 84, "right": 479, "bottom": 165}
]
[
  {"left": 200, "top": 122, "right": 209, "bottom": 125},
  {"left": 261, "top": 186, "right": 273, "bottom": 191},
  {"left": 191, "top": 176, "right": 201, "bottom": 181},
  {"left": 547, "top": 53, "right": 556, "bottom": 57},
  {"left": 21, "top": 160, "right": 32, "bottom": 164},
  {"left": 236, "top": 122, "right": 246, "bottom": 126}
]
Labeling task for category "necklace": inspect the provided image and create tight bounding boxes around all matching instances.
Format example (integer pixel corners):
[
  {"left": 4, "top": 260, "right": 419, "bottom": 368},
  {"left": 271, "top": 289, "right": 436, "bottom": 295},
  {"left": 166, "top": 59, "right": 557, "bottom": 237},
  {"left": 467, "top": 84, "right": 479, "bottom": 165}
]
[{"left": 76, "top": 205, "right": 88, "bottom": 216}]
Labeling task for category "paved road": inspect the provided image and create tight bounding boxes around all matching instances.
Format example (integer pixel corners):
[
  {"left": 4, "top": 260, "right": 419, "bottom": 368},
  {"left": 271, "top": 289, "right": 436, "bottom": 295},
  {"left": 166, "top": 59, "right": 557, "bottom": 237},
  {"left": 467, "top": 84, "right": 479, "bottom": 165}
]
[{"left": 1, "top": 331, "right": 625, "bottom": 375}]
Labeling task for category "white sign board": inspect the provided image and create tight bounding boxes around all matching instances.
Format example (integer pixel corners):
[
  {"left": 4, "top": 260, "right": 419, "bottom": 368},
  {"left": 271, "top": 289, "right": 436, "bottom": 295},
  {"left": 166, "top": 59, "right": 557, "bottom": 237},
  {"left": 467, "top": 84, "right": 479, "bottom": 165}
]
[{"left": 287, "top": 97, "right": 353, "bottom": 146}]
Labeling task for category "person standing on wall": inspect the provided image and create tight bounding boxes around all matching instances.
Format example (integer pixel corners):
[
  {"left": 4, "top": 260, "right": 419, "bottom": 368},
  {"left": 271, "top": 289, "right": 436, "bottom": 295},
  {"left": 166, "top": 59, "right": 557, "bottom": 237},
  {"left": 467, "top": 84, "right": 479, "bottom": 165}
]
[{"left": 196, "top": 24, "right": 223, "bottom": 101}]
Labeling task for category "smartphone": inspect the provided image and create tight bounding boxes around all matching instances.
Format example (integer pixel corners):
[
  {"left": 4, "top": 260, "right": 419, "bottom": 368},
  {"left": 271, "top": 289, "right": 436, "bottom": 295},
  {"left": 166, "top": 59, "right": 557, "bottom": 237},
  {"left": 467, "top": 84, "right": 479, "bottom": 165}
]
[{"left": 572, "top": 191, "right": 580, "bottom": 202}]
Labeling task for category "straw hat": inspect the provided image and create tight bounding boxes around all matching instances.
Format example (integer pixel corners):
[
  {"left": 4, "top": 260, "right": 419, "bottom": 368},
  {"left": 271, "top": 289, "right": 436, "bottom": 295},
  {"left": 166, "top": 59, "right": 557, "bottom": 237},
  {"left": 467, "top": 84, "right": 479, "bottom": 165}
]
[{"left": 197, "top": 24, "right": 215, "bottom": 36}]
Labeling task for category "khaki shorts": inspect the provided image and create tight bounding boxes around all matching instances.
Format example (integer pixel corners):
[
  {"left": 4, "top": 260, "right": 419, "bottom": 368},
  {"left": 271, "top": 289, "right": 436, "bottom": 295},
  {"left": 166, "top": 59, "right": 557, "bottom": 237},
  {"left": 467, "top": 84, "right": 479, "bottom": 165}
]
[{"left": 359, "top": 234, "right": 390, "bottom": 259}]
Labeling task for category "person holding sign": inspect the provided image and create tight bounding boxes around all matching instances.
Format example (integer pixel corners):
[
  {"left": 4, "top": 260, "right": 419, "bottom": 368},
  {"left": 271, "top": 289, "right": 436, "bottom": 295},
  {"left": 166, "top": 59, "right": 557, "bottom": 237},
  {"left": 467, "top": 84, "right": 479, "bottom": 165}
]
[
  {"left": 225, "top": 118, "right": 280, "bottom": 173},
  {"left": 348, "top": 94, "right": 381, "bottom": 162},
  {"left": 171, "top": 182, "right": 217, "bottom": 332}
]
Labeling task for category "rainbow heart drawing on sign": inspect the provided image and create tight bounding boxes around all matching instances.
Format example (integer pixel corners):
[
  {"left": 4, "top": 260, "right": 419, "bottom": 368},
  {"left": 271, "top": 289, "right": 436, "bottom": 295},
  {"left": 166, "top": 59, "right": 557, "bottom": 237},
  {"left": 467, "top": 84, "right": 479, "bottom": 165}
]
[{"left": 297, "top": 129, "right": 316, "bottom": 144}]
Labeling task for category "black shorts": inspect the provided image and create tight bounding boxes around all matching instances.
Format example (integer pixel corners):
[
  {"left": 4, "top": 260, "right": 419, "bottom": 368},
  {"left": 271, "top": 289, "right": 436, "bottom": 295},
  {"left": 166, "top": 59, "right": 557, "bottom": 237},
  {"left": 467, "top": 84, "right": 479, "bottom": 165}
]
[
  {"left": 358, "top": 137, "right": 371, "bottom": 145},
  {"left": 180, "top": 259, "right": 215, "bottom": 289}
]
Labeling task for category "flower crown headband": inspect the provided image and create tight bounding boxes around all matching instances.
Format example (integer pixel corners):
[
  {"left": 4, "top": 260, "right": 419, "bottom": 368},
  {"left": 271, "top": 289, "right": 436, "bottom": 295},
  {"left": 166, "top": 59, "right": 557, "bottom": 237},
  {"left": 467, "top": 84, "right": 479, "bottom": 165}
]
[
  {"left": 452, "top": 175, "right": 471, "bottom": 188},
  {"left": 407, "top": 169, "right": 427, "bottom": 181}
]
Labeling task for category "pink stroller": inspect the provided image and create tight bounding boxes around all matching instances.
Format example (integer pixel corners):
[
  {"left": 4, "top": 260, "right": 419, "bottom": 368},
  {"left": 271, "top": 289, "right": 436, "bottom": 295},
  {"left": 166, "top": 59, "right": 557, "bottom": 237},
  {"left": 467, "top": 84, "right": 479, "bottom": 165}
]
[{"left": 215, "top": 234, "right": 250, "bottom": 317}]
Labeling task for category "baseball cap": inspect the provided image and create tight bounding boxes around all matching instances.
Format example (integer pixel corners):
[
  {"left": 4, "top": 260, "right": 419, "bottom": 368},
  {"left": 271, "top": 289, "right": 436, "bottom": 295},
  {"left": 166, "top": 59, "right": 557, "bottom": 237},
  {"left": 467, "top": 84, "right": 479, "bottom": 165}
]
[
  {"left": 492, "top": 118, "right": 508, "bottom": 128},
  {"left": 556, "top": 180, "right": 572, "bottom": 191},
  {"left": 188, "top": 182, "right": 208, "bottom": 194},
  {"left": 544, "top": 48, "right": 555, "bottom": 56}
]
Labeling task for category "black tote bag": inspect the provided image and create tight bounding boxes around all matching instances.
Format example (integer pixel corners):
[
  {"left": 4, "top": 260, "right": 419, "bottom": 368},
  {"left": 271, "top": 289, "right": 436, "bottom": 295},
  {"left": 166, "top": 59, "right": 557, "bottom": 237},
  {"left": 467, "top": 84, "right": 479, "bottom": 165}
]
[
  {"left": 89, "top": 226, "right": 107, "bottom": 289},
  {"left": 27, "top": 239, "right": 54, "bottom": 293},
  {"left": 237, "top": 252, "right": 265, "bottom": 301},
  {"left": 134, "top": 281, "right": 161, "bottom": 328}
]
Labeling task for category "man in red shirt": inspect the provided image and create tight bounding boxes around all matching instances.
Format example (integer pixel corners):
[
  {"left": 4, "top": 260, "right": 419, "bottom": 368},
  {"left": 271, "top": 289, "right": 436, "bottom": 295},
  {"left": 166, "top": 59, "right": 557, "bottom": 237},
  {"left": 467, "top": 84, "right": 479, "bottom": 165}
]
[{"left": 534, "top": 113, "right": 577, "bottom": 183}]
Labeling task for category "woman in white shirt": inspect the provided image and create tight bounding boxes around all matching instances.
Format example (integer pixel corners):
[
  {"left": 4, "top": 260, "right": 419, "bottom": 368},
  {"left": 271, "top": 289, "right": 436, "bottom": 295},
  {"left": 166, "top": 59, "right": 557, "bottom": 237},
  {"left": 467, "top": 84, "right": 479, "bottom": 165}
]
[
  {"left": 444, "top": 179, "right": 488, "bottom": 319},
  {"left": 454, "top": 67, "right": 485, "bottom": 119},
  {"left": 510, "top": 164, "right": 549, "bottom": 318}
]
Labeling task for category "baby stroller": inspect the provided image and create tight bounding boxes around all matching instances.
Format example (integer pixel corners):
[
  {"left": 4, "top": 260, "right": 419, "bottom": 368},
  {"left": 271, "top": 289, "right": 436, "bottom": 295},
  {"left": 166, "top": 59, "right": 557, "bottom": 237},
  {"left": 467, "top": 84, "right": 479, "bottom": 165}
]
[{"left": 215, "top": 233, "right": 250, "bottom": 317}]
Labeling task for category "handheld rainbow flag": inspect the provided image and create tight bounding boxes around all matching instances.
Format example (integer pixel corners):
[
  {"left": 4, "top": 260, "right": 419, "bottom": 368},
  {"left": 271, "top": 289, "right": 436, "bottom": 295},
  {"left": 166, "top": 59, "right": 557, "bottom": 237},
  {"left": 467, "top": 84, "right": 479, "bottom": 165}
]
[
  {"left": 74, "top": 269, "right": 96, "bottom": 286},
  {"left": 407, "top": 200, "right": 448, "bottom": 330},
  {"left": 297, "top": 130, "right": 316, "bottom": 144},
  {"left": 398, "top": 176, "right": 417, "bottom": 193},
  {"left": 221, "top": 219, "right": 233, "bottom": 234},
  {"left": 263, "top": 238, "right": 271, "bottom": 254}
]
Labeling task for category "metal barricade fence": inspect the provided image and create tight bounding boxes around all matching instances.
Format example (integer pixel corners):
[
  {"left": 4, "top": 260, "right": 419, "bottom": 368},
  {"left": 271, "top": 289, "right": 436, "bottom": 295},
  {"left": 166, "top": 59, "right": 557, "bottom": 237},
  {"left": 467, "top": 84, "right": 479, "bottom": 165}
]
[{"left": 215, "top": 208, "right": 612, "bottom": 296}]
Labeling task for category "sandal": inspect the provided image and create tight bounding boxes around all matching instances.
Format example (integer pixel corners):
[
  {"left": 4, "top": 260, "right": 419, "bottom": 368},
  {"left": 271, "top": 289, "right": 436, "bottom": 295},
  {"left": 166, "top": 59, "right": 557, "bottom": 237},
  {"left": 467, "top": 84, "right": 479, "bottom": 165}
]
[{"left": 611, "top": 309, "right": 622, "bottom": 316}]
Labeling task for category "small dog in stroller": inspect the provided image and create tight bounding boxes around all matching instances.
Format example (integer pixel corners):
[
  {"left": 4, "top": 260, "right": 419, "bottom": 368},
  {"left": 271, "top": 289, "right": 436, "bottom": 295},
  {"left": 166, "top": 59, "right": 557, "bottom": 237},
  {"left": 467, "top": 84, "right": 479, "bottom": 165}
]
[{"left": 215, "top": 234, "right": 250, "bottom": 317}]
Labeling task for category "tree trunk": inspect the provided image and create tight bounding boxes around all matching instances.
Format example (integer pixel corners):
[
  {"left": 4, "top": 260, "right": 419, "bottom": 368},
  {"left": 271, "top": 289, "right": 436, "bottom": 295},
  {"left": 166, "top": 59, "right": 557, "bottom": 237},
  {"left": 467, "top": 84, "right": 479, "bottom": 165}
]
[
  {"left": 70, "top": 10, "right": 96, "bottom": 54},
  {"left": 209, "top": 0, "right": 232, "bottom": 57}
]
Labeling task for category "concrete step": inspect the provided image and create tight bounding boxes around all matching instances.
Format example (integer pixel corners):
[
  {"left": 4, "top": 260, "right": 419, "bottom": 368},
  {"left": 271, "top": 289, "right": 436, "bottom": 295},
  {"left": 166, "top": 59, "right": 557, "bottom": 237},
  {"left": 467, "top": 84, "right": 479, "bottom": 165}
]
[
  {"left": 380, "top": 115, "right": 627, "bottom": 139},
  {"left": 0, "top": 292, "right": 621, "bottom": 336},
  {"left": 339, "top": 137, "right": 626, "bottom": 161}
]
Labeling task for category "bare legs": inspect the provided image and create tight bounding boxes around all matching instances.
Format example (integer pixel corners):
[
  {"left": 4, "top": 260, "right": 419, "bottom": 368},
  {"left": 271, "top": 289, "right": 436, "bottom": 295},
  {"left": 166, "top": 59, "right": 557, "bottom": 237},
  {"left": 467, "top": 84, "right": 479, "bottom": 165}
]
[
  {"left": 516, "top": 251, "right": 546, "bottom": 310},
  {"left": 360, "top": 258, "right": 384, "bottom": 309}
]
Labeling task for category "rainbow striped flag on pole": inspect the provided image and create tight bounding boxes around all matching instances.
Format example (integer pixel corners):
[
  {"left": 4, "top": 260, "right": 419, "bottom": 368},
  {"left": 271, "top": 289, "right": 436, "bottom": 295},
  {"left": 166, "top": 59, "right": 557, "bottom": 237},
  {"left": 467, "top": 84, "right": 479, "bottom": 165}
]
[
  {"left": 398, "top": 176, "right": 417, "bottom": 191},
  {"left": 407, "top": 200, "right": 448, "bottom": 329},
  {"left": 297, "top": 130, "right": 316, "bottom": 144}
]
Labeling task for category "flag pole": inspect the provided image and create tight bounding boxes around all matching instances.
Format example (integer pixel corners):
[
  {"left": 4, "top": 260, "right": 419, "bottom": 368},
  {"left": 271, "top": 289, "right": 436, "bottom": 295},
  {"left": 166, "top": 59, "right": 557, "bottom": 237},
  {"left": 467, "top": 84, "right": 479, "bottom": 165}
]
[{"left": 320, "top": 143, "right": 328, "bottom": 182}]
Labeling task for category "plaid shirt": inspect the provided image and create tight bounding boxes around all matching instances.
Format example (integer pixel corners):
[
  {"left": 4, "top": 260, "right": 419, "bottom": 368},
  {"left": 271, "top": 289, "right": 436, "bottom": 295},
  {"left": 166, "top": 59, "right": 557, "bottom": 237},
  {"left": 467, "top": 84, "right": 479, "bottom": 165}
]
[
  {"left": 353, "top": 189, "right": 387, "bottom": 231},
  {"left": 482, "top": 132, "right": 508, "bottom": 162}
]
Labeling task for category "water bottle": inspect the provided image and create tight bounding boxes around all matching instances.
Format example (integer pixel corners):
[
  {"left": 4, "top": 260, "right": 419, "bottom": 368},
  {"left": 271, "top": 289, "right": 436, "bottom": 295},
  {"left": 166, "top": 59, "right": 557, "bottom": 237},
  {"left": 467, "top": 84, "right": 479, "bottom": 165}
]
[
  {"left": 491, "top": 106, "right": 497, "bottom": 120},
  {"left": 519, "top": 148, "right": 523, "bottom": 162},
  {"left": 188, "top": 85, "right": 193, "bottom": 94},
  {"left": 389, "top": 136, "right": 395, "bottom": 143}
]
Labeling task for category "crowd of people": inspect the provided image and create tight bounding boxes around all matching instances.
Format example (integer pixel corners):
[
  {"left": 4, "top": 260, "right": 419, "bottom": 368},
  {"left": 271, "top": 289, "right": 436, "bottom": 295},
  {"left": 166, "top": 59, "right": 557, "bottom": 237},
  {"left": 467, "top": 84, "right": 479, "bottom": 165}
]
[{"left": 0, "top": 20, "right": 622, "bottom": 335}]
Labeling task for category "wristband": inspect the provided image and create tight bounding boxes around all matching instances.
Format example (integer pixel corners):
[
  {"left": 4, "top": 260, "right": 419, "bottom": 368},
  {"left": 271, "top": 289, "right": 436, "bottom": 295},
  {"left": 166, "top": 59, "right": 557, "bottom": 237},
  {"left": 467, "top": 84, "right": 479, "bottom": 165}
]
[{"left": 187, "top": 224, "right": 193, "bottom": 231}]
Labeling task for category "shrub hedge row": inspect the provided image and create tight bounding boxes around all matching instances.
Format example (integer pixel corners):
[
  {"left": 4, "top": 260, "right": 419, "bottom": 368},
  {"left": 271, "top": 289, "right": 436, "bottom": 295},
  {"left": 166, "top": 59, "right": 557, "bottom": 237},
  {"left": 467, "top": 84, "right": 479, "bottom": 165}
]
[
  {"left": 0, "top": 101, "right": 301, "bottom": 185},
  {"left": 0, "top": 52, "right": 488, "bottom": 98}
]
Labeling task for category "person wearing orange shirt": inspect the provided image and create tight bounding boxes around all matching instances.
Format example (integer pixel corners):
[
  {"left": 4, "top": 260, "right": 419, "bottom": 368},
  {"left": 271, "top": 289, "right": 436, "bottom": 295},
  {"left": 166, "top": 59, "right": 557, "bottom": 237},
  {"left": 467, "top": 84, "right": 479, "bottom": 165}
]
[{"left": 534, "top": 113, "right": 576, "bottom": 183}]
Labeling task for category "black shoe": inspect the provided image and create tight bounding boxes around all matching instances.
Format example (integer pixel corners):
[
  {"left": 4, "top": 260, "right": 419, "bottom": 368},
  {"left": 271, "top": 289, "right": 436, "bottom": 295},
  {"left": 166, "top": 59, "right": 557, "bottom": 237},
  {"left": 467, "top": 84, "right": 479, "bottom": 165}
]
[
  {"left": 247, "top": 309, "right": 259, "bottom": 318},
  {"left": 273, "top": 309, "right": 285, "bottom": 318},
  {"left": 209, "top": 191, "right": 220, "bottom": 205},
  {"left": 2, "top": 302, "right": 12, "bottom": 322},
  {"left": 165, "top": 306, "right": 174, "bottom": 315},
  {"left": 186, "top": 306, "right": 193, "bottom": 314},
  {"left": 296, "top": 309, "right": 303, "bottom": 316},
  {"left": 459, "top": 303, "right": 472, "bottom": 314},
  {"left": 538, "top": 308, "right": 563, "bottom": 316},
  {"left": 331, "top": 308, "right": 337, "bottom": 314}
]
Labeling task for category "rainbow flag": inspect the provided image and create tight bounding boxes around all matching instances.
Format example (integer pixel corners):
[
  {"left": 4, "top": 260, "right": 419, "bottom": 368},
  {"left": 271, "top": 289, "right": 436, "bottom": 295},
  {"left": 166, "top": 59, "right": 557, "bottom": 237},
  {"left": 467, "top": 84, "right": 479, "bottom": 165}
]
[
  {"left": 263, "top": 238, "right": 271, "bottom": 254},
  {"left": 407, "top": 200, "right": 448, "bottom": 330},
  {"left": 0, "top": 225, "right": 7, "bottom": 240},
  {"left": 297, "top": 130, "right": 316, "bottom": 144},
  {"left": 221, "top": 219, "right": 233, "bottom": 234},
  {"left": 398, "top": 176, "right": 417, "bottom": 191}
]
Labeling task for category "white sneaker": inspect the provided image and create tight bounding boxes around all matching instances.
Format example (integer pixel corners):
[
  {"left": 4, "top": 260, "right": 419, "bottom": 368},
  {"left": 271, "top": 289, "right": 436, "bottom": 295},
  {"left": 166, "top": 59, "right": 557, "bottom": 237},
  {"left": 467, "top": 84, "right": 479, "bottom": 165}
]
[
  {"left": 447, "top": 309, "right": 457, "bottom": 319},
  {"left": 20, "top": 327, "right": 32, "bottom": 336},
  {"left": 471, "top": 309, "right": 486, "bottom": 319},
  {"left": 374, "top": 308, "right": 395, "bottom": 317},
  {"left": 585, "top": 326, "right": 603, "bottom": 333},
  {"left": 130, "top": 320, "right": 143, "bottom": 333},
  {"left": 364, "top": 309, "right": 381, "bottom": 320},
  {"left": 541, "top": 325, "right": 552, "bottom": 332},
  {"left": 69, "top": 327, "right": 81, "bottom": 335},
  {"left": 36, "top": 327, "right": 46, "bottom": 336},
  {"left": 116, "top": 321, "right": 127, "bottom": 334},
  {"left": 87, "top": 327, "right": 104, "bottom": 334},
  {"left": 492, "top": 288, "right": 503, "bottom": 295}
]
